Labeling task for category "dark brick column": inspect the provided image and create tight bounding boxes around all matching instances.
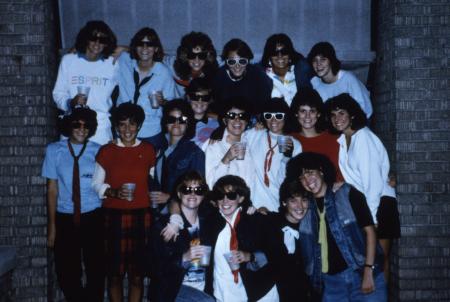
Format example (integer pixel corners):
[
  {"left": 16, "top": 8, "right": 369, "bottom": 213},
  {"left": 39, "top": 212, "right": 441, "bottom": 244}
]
[
  {"left": 374, "top": 1, "right": 450, "bottom": 301},
  {"left": 0, "top": 0, "right": 58, "bottom": 300}
]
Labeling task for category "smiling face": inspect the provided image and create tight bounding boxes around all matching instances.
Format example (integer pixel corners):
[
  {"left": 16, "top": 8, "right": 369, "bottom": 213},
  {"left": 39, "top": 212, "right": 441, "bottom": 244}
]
[
  {"left": 299, "top": 169, "right": 327, "bottom": 198},
  {"left": 189, "top": 89, "right": 211, "bottom": 117},
  {"left": 330, "top": 108, "right": 353, "bottom": 136},
  {"left": 69, "top": 120, "right": 90, "bottom": 144},
  {"left": 166, "top": 109, "right": 188, "bottom": 138},
  {"left": 264, "top": 112, "right": 285, "bottom": 134},
  {"left": 117, "top": 119, "right": 139, "bottom": 147},
  {"left": 136, "top": 36, "right": 158, "bottom": 63},
  {"left": 217, "top": 185, "right": 244, "bottom": 220},
  {"left": 188, "top": 46, "right": 206, "bottom": 74},
  {"left": 270, "top": 44, "right": 290, "bottom": 71},
  {"left": 297, "top": 105, "right": 320, "bottom": 131},
  {"left": 227, "top": 50, "right": 248, "bottom": 78},
  {"left": 311, "top": 55, "right": 334, "bottom": 82},
  {"left": 224, "top": 108, "right": 248, "bottom": 139},
  {"left": 85, "top": 31, "right": 107, "bottom": 60},
  {"left": 178, "top": 180, "right": 204, "bottom": 212},
  {"left": 284, "top": 195, "right": 309, "bottom": 224}
]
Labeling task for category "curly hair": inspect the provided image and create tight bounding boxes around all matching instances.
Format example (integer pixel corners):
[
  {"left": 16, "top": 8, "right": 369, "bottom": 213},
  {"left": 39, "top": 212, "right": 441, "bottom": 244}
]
[
  {"left": 261, "top": 33, "right": 301, "bottom": 68},
  {"left": 307, "top": 42, "right": 341, "bottom": 75},
  {"left": 129, "top": 27, "right": 164, "bottom": 61},
  {"left": 174, "top": 32, "right": 218, "bottom": 80},
  {"left": 61, "top": 107, "right": 98, "bottom": 138},
  {"left": 74, "top": 20, "right": 117, "bottom": 57},
  {"left": 211, "top": 175, "right": 252, "bottom": 211},
  {"left": 285, "top": 152, "right": 336, "bottom": 186},
  {"left": 324, "top": 93, "right": 367, "bottom": 132},
  {"left": 113, "top": 102, "right": 145, "bottom": 128},
  {"left": 221, "top": 38, "right": 254, "bottom": 61},
  {"left": 290, "top": 88, "right": 326, "bottom": 132},
  {"left": 260, "top": 97, "right": 296, "bottom": 134},
  {"left": 160, "top": 99, "right": 196, "bottom": 139}
]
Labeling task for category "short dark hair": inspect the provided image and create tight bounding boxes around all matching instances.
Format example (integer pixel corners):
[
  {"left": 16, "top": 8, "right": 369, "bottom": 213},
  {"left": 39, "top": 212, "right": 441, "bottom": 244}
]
[
  {"left": 185, "top": 77, "right": 212, "bottom": 96},
  {"left": 278, "top": 179, "right": 310, "bottom": 214},
  {"left": 324, "top": 93, "right": 367, "bottom": 132},
  {"left": 211, "top": 175, "right": 251, "bottom": 211},
  {"left": 174, "top": 31, "right": 219, "bottom": 80},
  {"left": 261, "top": 33, "right": 301, "bottom": 68},
  {"left": 261, "top": 98, "right": 296, "bottom": 134},
  {"left": 307, "top": 42, "right": 341, "bottom": 75},
  {"left": 75, "top": 20, "right": 117, "bottom": 57},
  {"left": 61, "top": 107, "right": 98, "bottom": 138},
  {"left": 174, "top": 170, "right": 208, "bottom": 201},
  {"left": 161, "top": 99, "right": 196, "bottom": 139},
  {"left": 286, "top": 152, "right": 336, "bottom": 186},
  {"left": 113, "top": 102, "right": 145, "bottom": 128},
  {"left": 221, "top": 38, "right": 254, "bottom": 61},
  {"left": 290, "top": 88, "right": 326, "bottom": 132},
  {"left": 129, "top": 27, "right": 164, "bottom": 61}
]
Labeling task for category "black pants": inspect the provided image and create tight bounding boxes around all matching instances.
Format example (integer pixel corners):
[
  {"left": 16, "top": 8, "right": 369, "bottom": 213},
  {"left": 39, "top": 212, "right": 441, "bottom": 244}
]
[{"left": 54, "top": 208, "right": 105, "bottom": 302}]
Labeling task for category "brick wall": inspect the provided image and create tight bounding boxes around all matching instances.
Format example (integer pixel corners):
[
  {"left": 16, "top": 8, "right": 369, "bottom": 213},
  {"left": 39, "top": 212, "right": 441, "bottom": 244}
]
[
  {"left": 0, "top": 0, "right": 58, "bottom": 301},
  {"left": 374, "top": 1, "right": 450, "bottom": 301}
]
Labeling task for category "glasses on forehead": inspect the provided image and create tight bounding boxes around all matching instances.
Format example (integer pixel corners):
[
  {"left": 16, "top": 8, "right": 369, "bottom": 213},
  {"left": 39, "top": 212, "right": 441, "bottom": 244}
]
[
  {"left": 214, "top": 191, "right": 239, "bottom": 201},
  {"left": 226, "top": 57, "right": 249, "bottom": 67},
  {"left": 166, "top": 115, "right": 188, "bottom": 124},
  {"left": 225, "top": 112, "right": 250, "bottom": 121},
  {"left": 71, "top": 121, "right": 90, "bottom": 130},
  {"left": 88, "top": 34, "right": 108, "bottom": 45},
  {"left": 263, "top": 112, "right": 285, "bottom": 121},
  {"left": 188, "top": 93, "right": 211, "bottom": 103},
  {"left": 136, "top": 41, "right": 158, "bottom": 48},
  {"left": 180, "top": 186, "right": 206, "bottom": 196},
  {"left": 187, "top": 51, "right": 207, "bottom": 60},
  {"left": 271, "top": 48, "right": 290, "bottom": 57}
]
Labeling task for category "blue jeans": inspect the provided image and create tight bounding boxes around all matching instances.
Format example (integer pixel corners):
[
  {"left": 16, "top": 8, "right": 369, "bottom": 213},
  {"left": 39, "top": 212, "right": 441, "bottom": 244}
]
[
  {"left": 322, "top": 268, "right": 387, "bottom": 302},
  {"left": 175, "top": 285, "right": 215, "bottom": 302}
]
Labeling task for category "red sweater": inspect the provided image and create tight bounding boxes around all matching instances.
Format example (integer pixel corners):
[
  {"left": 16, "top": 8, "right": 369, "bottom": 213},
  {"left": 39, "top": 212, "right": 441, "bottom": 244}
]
[
  {"left": 96, "top": 142, "right": 156, "bottom": 209},
  {"left": 291, "top": 131, "right": 344, "bottom": 182}
]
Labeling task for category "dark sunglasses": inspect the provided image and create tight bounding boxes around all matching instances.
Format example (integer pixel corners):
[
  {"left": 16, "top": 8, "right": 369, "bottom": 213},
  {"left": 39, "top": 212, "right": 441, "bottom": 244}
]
[
  {"left": 71, "top": 121, "right": 90, "bottom": 129},
  {"left": 188, "top": 93, "right": 211, "bottom": 103},
  {"left": 226, "top": 58, "right": 249, "bottom": 66},
  {"left": 187, "top": 51, "right": 208, "bottom": 60},
  {"left": 180, "top": 186, "right": 207, "bottom": 196},
  {"left": 271, "top": 48, "right": 290, "bottom": 57},
  {"left": 88, "top": 35, "right": 109, "bottom": 44},
  {"left": 225, "top": 112, "right": 250, "bottom": 121},
  {"left": 166, "top": 115, "right": 188, "bottom": 124},
  {"left": 136, "top": 41, "right": 158, "bottom": 48},
  {"left": 214, "top": 191, "right": 239, "bottom": 201},
  {"left": 263, "top": 112, "right": 285, "bottom": 121}
]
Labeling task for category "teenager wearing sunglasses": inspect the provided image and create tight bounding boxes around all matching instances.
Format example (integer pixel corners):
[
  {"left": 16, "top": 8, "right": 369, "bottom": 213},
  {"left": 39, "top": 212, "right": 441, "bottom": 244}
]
[
  {"left": 212, "top": 39, "right": 272, "bottom": 116},
  {"left": 42, "top": 107, "right": 105, "bottom": 301},
  {"left": 150, "top": 100, "right": 205, "bottom": 210},
  {"left": 186, "top": 78, "right": 219, "bottom": 147},
  {"left": 173, "top": 32, "right": 219, "bottom": 95},
  {"left": 117, "top": 27, "right": 177, "bottom": 154},
  {"left": 53, "top": 20, "right": 119, "bottom": 145},
  {"left": 260, "top": 33, "right": 314, "bottom": 106},
  {"left": 205, "top": 175, "right": 278, "bottom": 302},
  {"left": 245, "top": 98, "right": 302, "bottom": 213},
  {"left": 204, "top": 97, "right": 255, "bottom": 189},
  {"left": 150, "top": 171, "right": 215, "bottom": 302}
]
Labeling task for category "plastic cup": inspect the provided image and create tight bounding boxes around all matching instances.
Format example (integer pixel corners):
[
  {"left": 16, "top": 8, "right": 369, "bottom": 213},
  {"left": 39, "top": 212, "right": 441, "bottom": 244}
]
[
  {"left": 277, "top": 135, "right": 288, "bottom": 153},
  {"left": 200, "top": 246, "right": 212, "bottom": 266},
  {"left": 235, "top": 142, "right": 246, "bottom": 160},
  {"left": 122, "top": 183, "right": 136, "bottom": 201},
  {"left": 149, "top": 191, "right": 159, "bottom": 208},
  {"left": 77, "top": 86, "right": 90, "bottom": 98},
  {"left": 223, "top": 251, "right": 239, "bottom": 271},
  {"left": 148, "top": 91, "right": 160, "bottom": 109}
]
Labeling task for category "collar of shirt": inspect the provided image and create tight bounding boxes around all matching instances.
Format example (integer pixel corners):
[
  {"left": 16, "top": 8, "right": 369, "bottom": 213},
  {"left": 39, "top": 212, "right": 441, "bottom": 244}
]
[{"left": 115, "top": 138, "right": 142, "bottom": 147}]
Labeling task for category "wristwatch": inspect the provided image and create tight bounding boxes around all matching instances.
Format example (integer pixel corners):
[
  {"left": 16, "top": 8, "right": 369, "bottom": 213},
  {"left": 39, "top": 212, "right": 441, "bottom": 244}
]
[{"left": 364, "top": 264, "right": 375, "bottom": 270}]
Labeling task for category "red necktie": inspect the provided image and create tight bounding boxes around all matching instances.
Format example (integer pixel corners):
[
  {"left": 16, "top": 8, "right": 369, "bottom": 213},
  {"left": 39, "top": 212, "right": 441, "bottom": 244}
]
[
  {"left": 67, "top": 141, "right": 87, "bottom": 226},
  {"left": 226, "top": 211, "right": 241, "bottom": 283},
  {"left": 263, "top": 132, "right": 278, "bottom": 187}
]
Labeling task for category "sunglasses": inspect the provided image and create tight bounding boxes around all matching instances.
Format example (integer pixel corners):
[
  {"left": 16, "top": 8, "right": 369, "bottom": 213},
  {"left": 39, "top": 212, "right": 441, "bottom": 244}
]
[
  {"left": 188, "top": 93, "right": 211, "bottom": 103},
  {"left": 180, "top": 186, "right": 207, "bottom": 196},
  {"left": 225, "top": 112, "right": 250, "bottom": 121},
  {"left": 71, "top": 121, "right": 89, "bottom": 130},
  {"left": 88, "top": 35, "right": 109, "bottom": 44},
  {"left": 166, "top": 115, "right": 188, "bottom": 124},
  {"left": 271, "top": 48, "right": 290, "bottom": 57},
  {"left": 226, "top": 57, "right": 249, "bottom": 66},
  {"left": 263, "top": 112, "right": 285, "bottom": 121},
  {"left": 214, "top": 191, "right": 239, "bottom": 201},
  {"left": 136, "top": 41, "right": 158, "bottom": 48},
  {"left": 187, "top": 51, "right": 208, "bottom": 60}
]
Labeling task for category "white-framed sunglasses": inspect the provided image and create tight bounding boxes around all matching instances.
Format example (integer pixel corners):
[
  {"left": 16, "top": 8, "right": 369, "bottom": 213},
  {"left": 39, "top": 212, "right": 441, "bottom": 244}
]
[
  {"left": 226, "top": 57, "right": 249, "bottom": 66},
  {"left": 263, "top": 112, "right": 285, "bottom": 121}
]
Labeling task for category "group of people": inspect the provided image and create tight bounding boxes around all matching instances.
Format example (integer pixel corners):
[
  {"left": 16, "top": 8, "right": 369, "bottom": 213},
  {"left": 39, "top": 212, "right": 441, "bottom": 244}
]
[{"left": 42, "top": 20, "right": 400, "bottom": 302}]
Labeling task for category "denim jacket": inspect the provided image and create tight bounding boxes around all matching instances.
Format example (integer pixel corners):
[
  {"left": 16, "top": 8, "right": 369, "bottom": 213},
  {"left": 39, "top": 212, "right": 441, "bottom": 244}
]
[{"left": 298, "top": 184, "right": 384, "bottom": 290}]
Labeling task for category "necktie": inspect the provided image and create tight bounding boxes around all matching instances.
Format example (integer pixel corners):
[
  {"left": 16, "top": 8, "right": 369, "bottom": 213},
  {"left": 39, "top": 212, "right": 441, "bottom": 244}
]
[
  {"left": 317, "top": 207, "right": 329, "bottom": 273},
  {"left": 282, "top": 226, "right": 299, "bottom": 254},
  {"left": 263, "top": 132, "right": 278, "bottom": 187},
  {"left": 133, "top": 70, "right": 153, "bottom": 104},
  {"left": 226, "top": 211, "right": 241, "bottom": 283},
  {"left": 67, "top": 140, "right": 87, "bottom": 226}
]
